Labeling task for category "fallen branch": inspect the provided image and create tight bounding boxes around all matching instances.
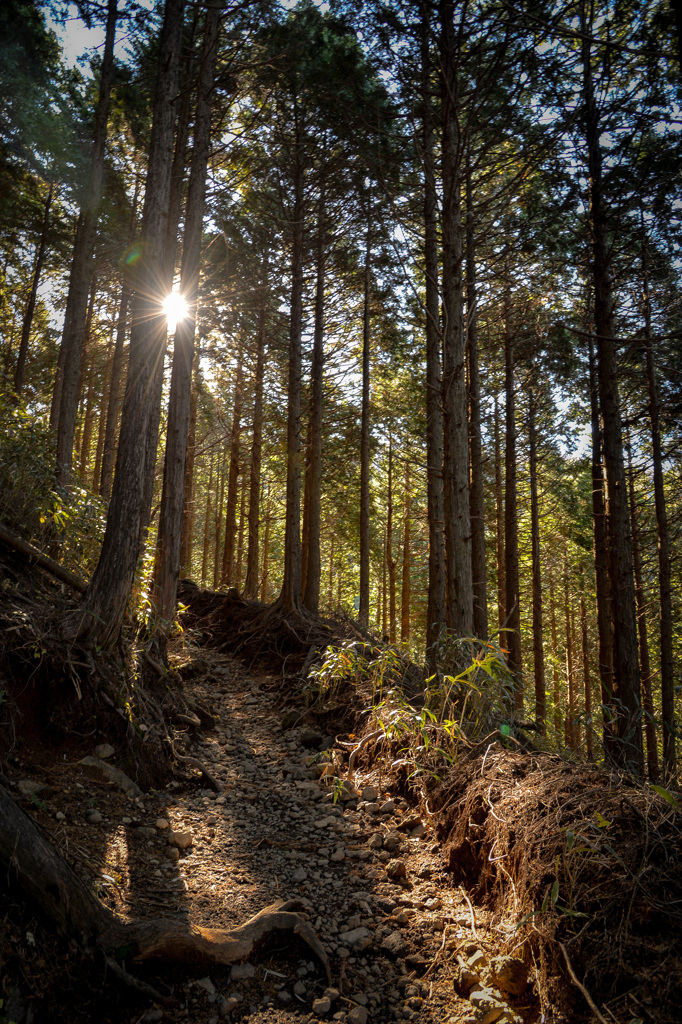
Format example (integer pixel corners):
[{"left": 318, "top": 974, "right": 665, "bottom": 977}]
[
  {"left": 559, "top": 942, "right": 609, "bottom": 1024},
  {"left": 0, "top": 521, "right": 86, "bottom": 592}
]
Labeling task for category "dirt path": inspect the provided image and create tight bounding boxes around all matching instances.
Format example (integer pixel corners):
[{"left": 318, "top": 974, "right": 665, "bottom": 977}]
[{"left": 4, "top": 649, "right": 534, "bottom": 1024}]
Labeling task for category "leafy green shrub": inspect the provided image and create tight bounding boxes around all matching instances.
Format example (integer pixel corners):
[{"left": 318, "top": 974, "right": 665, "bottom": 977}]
[{"left": 0, "top": 392, "right": 106, "bottom": 576}]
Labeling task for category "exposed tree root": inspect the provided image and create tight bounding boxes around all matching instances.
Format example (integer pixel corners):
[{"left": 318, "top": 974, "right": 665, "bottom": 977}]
[
  {"left": 0, "top": 781, "right": 331, "bottom": 999},
  {"left": 0, "top": 520, "right": 87, "bottom": 592}
]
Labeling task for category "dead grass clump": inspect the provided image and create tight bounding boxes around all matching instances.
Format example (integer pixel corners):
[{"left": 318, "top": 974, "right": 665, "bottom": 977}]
[{"left": 432, "top": 746, "right": 682, "bottom": 1023}]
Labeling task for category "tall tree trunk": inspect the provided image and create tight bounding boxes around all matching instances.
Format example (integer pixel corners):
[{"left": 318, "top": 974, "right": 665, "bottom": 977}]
[
  {"left": 78, "top": 357, "right": 96, "bottom": 480},
  {"left": 582, "top": 7, "right": 643, "bottom": 773},
  {"left": 92, "top": 344, "right": 109, "bottom": 493},
  {"left": 440, "top": 0, "right": 473, "bottom": 636},
  {"left": 641, "top": 231, "right": 676, "bottom": 779},
  {"left": 65, "top": 0, "right": 185, "bottom": 646},
  {"left": 626, "top": 432, "right": 659, "bottom": 780},
  {"left": 387, "top": 436, "right": 396, "bottom": 643},
  {"left": 421, "top": 2, "right": 447, "bottom": 660},
  {"left": 494, "top": 393, "right": 505, "bottom": 631},
  {"left": 213, "top": 457, "right": 226, "bottom": 590},
  {"left": 381, "top": 525, "right": 387, "bottom": 637},
  {"left": 153, "top": 0, "right": 220, "bottom": 624},
  {"left": 54, "top": 0, "right": 117, "bottom": 482},
  {"left": 201, "top": 455, "right": 214, "bottom": 586},
  {"left": 588, "top": 333, "right": 616, "bottom": 758},
  {"left": 244, "top": 277, "right": 267, "bottom": 600},
  {"left": 549, "top": 570, "right": 562, "bottom": 742},
  {"left": 303, "top": 196, "right": 325, "bottom": 613},
  {"left": 180, "top": 345, "right": 200, "bottom": 576},
  {"left": 100, "top": 179, "right": 140, "bottom": 499},
  {"left": 279, "top": 137, "right": 304, "bottom": 613},
  {"left": 503, "top": 270, "right": 522, "bottom": 703},
  {"left": 221, "top": 340, "right": 244, "bottom": 588},
  {"left": 465, "top": 152, "right": 487, "bottom": 640},
  {"left": 359, "top": 202, "right": 371, "bottom": 628},
  {"left": 579, "top": 579, "right": 594, "bottom": 761},
  {"left": 260, "top": 482, "right": 270, "bottom": 603},
  {"left": 236, "top": 474, "right": 246, "bottom": 591},
  {"left": 328, "top": 533, "right": 335, "bottom": 611},
  {"left": 13, "top": 182, "right": 54, "bottom": 397},
  {"left": 564, "top": 560, "right": 575, "bottom": 749},
  {"left": 140, "top": 33, "right": 197, "bottom": 550},
  {"left": 401, "top": 461, "right": 411, "bottom": 642},
  {"left": 528, "top": 378, "right": 546, "bottom": 731}
]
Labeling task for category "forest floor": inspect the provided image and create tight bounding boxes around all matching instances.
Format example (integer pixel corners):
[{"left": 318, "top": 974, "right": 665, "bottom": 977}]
[
  {"left": 2, "top": 571, "right": 680, "bottom": 1024},
  {"left": 1, "top": 642, "right": 539, "bottom": 1024}
]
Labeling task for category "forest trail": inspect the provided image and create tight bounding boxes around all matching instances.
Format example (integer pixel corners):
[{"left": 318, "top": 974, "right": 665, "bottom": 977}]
[{"left": 3, "top": 644, "right": 534, "bottom": 1024}]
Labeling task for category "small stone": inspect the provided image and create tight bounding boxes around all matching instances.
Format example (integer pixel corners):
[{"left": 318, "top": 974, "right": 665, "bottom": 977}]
[
  {"left": 220, "top": 996, "right": 239, "bottom": 1015},
  {"left": 141, "top": 1010, "right": 164, "bottom": 1023},
  {"left": 313, "top": 995, "right": 332, "bottom": 1015},
  {"left": 18, "top": 779, "right": 45, "bottom": 796},
  {"left": 166, "top": 847, "right": 180, "bottom": 862},
  {"left": 384, "top": 832, "right": 401, "bottom": 852},
  {"left": 348, "top": 1007, "right": 368, "bottom": 1024},
  {"left": 417, "top": 865, "right": 432, "bottom": 879},
  {"left": 277, "top": 989, "right": 292, "bottom": 1004},
  {"left": 85, "top": 809, "right": 103, "bottom": 824},
  {"left": 196, "top": 977, "right": 216, "bottom": 995},
  {"left": 331, "top": 847, "right": 345, "bottom": 862},
  {"left": 424, "top": 897, "right": 441, "bottom": 909},
  {"left": 300, "top": 728, "right": 324, "bottom": 748},
  {"left": 155, "top": 818, "right": 170, "bottom": 830},
  {"left": 379, "top": 799, "right": 395, "bottom": 815},
  {"left": 361, "top": 785, "right": 379, "bottom": 802},
  {"left": 292, "top": 867, "right": 307, "bottom": 882},
  {"left": 410, "top": 823, "right": 426, "bottom": 838},
  {"left": 230, "top": 963, "right": 256, "bottom": 980},
  {"left": 363, "top": 801, "right": 381, "bottom": 814},
  {"left": 121, "top": 816, "right": 132, "bottom": 824},
  {"left": 135, "top": 826, "right": 156, "bottom": 840},
  {"left": 386, "top": 859, "right": 407, "bottom": 881},
  {"left": 467, "top": 950, "right": 487, "bottom": 971},
  {"left": 469, "top": 989, "right": 505, "bottom": 1024},
  {"left": 55, "top": 811, "right": 65, "bottom": 820},
  {"left": 368, "top": 833, "right": 383, "bottom": 850},
  {"left": 339, "top": 926, "right": 372, "bottom": 952},
  {"left": 168, "top": 829, "right": 193, "bottom": 849},
  {"left": 293, "top": 980, "right": 306, "bottom": 996},
  {"left": 94, "top": 743, "right": 115, "bottom": 759},
  {"left": 381, "top": 930, "right": 409, "bottom": 958},
  {"left": 487, "top": 956, "right": 528, "bottom": 996}
]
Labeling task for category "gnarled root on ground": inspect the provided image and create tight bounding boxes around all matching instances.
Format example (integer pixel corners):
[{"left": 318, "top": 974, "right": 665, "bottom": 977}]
[{"left": 0, "top": 781, "right": 331, "bottom": 998}]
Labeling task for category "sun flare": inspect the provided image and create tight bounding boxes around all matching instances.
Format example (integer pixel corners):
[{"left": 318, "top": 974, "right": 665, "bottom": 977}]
[{"left": 163, "top": 290, "right": 188, "bottom": 333}]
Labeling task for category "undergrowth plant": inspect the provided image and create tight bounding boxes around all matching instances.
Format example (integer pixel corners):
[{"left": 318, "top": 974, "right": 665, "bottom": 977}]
[{"left": 0, "top": 392, "right": 106, "bottom": 576}]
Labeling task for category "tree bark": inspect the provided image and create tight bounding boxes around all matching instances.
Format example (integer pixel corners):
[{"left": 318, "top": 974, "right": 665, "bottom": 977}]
[
  {"left": 213, "top": 457, "right": 226, "bottom": 590},
  {"left": 401, "top": 461, "right": 411, "bottom": 642},
  {"left": 13, "top": 181, "right": 54, "bottom": 397},
  {"left": 65, "top": 0, "right": 185, "bottom": 647},
  {"left": 582, "top": 7, "right": 643, "bottom": 772},
  {"left": 579, "top": 581, "right": 594, "bottom": 761},
  {"left": 465, "top": 151, "right": 487, "bottom": 641},
  {"left": 153, "top": 0, "right": 220, "bottom": 623},
  {"left": 180, "top": 344, "right": 201, "bottom": 576},
  {"left": 440, "top": 0, "right": 472, "bottom": 636},
  {"left": 244, "top": 278, "right": 267, "bottom": 599},
  {"left": 564, "top": 559, "right": 576, "bottom": 749},
  {"left": 494, "top": 393, "right": 505, "bottom": 631},
  {"left": 278, "top": 134, "right": 304, "bottom": 613},
  {"left": 421, "top": 2, "right": 447, "bottom": 660},
  {"left": 221, "top": 339, "right": 244, "bottom": 588},
  {"left": 54, "top": 0, "right": 117, "bottom": 483},
  {"left": 641, "top": 233, "right": 676, "bottom": 779},
  {"left": 626, "top": 432, "right": 659, "bottom": 780},
  {"left": 302, "top": 196, "right": 325, "bottom": 613},
  {"left": 358, "top": 202, "right": 372, "bottom": 629},
  {"left": 387, "top": 435, "right": 396, "bottom": 643},
  {"left": 100, "top": 178, "right": 141, "bottom": 501},
  {"left": 260, "top": 482, "right": 270, "bottom": 603},
  {"left": 549, "top": 570, "right": 562, "bottom": 742},
  {"left": 528, "top": 378, "right": 546, "bottom": 731},
  {"left": 503, "top": 270, "right": 522, "bottom": 703},
  {"left": 201, "top": 454, "right": 214, "bottom": 586}
]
